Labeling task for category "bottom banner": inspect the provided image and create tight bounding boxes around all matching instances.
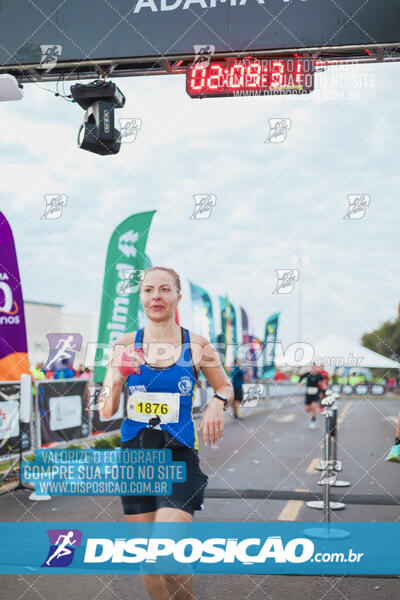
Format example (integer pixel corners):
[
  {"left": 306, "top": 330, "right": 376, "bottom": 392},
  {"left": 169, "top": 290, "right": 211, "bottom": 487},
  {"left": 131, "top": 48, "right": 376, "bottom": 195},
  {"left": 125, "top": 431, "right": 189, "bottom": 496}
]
[{"left": 0, "top": 522, "right": 398, "bottom": 575}]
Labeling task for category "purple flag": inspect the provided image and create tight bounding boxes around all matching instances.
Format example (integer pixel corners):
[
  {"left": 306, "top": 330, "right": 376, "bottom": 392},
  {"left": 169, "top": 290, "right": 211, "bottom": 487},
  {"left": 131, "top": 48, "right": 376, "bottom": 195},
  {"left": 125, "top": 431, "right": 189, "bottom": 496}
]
[
  {"left": 240, "top": 307, "right": 250, "bottom": 344},
  {"left": 0, "top": 212, "right": 30, "bottom": 380}
]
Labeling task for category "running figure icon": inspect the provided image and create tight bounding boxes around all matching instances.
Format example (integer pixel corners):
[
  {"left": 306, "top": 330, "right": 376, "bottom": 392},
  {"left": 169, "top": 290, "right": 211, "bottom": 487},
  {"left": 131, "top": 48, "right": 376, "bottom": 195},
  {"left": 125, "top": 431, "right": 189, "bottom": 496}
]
[
  {"left": 45, "top": 335, "right": 77, "bottom": 370},
  {"left": 45, "top": 531, "right": 77, "bottom": 566}
]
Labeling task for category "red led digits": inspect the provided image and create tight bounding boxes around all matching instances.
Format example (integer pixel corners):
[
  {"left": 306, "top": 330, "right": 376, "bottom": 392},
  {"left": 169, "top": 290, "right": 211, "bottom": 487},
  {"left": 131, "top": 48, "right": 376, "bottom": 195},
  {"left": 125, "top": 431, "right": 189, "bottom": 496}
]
[
  {"left": 206, "top": 63, "right": 223, "bottom": 90},
  {"left": 228, "top": 63, "right": 245, "bottom": 89},
  {"left": 270, "top": 60, "right": 285, "bottom": 88},
  {"left": 189, "top": 65, "right": 206, "bottom": 92},
  {"left": 294, "top": 60, "right": 303, "bottom": 85},
  {"left": 186, "top": 57, "right": 314, "bottom": 97},
  {"left": 246, "top": 61, "right": 262, "bottom": 88}
]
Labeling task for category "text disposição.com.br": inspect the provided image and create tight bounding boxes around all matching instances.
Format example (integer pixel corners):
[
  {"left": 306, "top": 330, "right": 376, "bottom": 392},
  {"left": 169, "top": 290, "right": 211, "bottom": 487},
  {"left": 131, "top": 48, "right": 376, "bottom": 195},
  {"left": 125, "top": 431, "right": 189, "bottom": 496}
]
[
  {"left": 83, "top": 536, "right": 365, "bottom": 565},
  {"left": 312, "top": 549, "right": 364, "bottom": 564}
]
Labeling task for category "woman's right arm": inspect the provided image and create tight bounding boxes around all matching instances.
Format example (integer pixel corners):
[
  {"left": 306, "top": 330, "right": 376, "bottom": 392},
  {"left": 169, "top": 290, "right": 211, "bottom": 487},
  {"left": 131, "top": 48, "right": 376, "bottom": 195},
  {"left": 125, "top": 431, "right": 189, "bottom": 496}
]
[{"left": 99, "top": 335, "right": 131, "bottom": 420}]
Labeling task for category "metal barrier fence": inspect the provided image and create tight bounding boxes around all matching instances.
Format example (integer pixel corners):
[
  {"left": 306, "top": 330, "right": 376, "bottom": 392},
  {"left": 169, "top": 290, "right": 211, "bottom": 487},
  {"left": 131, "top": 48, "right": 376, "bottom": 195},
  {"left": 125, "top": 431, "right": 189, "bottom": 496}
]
[{"left": 0, "top": 377, "right": 388, "bottom": 467}]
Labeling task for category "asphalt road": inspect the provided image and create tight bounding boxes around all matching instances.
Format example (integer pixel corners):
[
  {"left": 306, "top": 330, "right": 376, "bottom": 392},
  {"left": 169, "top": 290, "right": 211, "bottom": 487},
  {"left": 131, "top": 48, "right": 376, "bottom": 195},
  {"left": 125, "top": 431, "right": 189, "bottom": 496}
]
[{"left": 1, "top": 394, "right": 399, "bottom": 599}]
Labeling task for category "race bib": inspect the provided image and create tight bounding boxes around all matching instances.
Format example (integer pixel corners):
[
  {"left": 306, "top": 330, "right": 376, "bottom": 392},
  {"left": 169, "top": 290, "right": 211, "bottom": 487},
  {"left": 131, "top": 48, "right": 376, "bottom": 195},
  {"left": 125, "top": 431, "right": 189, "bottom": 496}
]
[
  {"left": 307, "top": 386, "right": 319, "bottom": 395},
  {"left": 127, "top": 392, "right": 180, "bottom": 424}
]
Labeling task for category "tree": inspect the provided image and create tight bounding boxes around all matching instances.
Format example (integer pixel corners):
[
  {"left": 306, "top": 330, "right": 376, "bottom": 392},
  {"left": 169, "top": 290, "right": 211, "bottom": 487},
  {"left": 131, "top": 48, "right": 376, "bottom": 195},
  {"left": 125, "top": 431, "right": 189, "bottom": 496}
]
[{"left": 362, "top": 319, "right": 400, "bottom": 364}]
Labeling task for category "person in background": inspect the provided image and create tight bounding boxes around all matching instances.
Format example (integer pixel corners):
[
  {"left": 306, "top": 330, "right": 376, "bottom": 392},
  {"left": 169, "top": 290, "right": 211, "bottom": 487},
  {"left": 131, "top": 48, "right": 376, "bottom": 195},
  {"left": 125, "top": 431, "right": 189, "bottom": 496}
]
[
  {"left": 230, "top": 358, "right": 248, "bottom": 422},
  {"left": 317, "top": 365, "right": 330, "bottom": 411},
  {"left": 297, "top": 363, "right": 323, "bottom": 429},
  {"left": 30, "top": 362, "right": 46, "bottom": 394},
  {"left": 386, "top": 413, "right": 400, "bottom": 463},
  {"left": 79, "top": 367, "right": 93, "bottom": 380},
  {"left": 387, "top": 375, "right": 396, "bottom": 391},
  {"left": 290, "top": 371, "right": 300, "bottom": 384},
  {"left": 54, "top": 358, "right": 75, "bottom": 379},
  {"left": 30, "top": 362, "right": 46, "bottom": 381},
  {"left": 274, "top": 369, "right": 287, "bottom": 381}
]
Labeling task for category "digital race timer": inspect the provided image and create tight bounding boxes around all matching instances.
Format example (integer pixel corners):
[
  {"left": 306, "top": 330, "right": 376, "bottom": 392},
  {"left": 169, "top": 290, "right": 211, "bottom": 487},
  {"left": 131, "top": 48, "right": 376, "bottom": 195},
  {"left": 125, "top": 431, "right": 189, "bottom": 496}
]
[{"left": 186, "top": 58, "right": 314, "bottom": 98}]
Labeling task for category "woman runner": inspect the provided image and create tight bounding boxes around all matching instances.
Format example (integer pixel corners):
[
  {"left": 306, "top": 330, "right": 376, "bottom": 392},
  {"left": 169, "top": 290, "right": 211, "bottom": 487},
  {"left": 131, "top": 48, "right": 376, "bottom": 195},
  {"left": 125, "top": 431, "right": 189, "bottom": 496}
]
[{"left": 100, "top": 266, "right": 233, "bottom": 600}]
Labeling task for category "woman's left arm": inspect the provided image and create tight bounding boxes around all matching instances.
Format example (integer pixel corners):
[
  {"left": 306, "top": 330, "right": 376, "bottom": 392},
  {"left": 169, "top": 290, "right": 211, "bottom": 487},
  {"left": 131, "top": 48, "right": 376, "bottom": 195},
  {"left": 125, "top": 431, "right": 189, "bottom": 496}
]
[{"left": 196, "top": 337, "right": 234, "bottom": 446}]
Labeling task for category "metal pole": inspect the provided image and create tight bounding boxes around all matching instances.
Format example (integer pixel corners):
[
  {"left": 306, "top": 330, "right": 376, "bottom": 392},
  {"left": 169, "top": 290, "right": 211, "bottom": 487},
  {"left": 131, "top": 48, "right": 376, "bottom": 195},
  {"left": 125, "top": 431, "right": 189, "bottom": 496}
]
[
  {"left": 331, "top": 405, "right": 337, "bottom": 461},
  {"left": 297, "top": 257, "right": 302, "bottom": 343},
  {"left": 323, "top": 413, "right": 332, "bottom": 526},
  {"left": 330, "top": 404, "right": 351, "bottom": 487},
  {"left": 307, "top": 393, "right": 345, "bottom": 511}
]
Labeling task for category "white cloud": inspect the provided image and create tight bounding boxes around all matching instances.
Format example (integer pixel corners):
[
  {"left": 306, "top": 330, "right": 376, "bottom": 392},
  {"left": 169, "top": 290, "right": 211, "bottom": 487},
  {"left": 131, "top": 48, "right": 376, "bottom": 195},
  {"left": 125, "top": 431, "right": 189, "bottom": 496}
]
[{"left": 0, "top": 62, "right": 399, "bottom": 347}]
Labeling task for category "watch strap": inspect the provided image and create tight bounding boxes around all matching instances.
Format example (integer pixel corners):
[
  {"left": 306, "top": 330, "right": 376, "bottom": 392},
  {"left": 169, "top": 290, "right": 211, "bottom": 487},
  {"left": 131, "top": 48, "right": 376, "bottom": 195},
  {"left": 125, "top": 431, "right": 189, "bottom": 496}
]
[{"left": 214, "top": 393, "right": 228, "bottom": 406}]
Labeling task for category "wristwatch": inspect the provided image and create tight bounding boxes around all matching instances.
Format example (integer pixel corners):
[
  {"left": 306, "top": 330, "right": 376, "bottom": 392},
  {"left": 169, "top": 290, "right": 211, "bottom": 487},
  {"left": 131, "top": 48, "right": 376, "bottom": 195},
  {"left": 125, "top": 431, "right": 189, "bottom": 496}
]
[{"left": 213, "top": 393, "right": 228, "bottom": 408}]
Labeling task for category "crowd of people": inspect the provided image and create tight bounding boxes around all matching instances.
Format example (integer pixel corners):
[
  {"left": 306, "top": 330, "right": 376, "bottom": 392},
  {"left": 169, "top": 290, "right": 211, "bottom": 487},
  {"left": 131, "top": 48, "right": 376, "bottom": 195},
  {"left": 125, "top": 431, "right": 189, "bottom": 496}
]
[
  {"left": 29, "top": 360, "right": 93, "bottom": 383},
  {"left": 274, "top": 367, "right": 399, "bottom": 390}
]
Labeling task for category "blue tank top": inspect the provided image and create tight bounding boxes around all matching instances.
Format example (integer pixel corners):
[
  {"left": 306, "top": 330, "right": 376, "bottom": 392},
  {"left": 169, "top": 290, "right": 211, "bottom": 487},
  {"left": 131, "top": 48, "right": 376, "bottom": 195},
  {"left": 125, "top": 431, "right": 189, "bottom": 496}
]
[{"left": 120, "top": 327, "right": 199, "bottom": 450}]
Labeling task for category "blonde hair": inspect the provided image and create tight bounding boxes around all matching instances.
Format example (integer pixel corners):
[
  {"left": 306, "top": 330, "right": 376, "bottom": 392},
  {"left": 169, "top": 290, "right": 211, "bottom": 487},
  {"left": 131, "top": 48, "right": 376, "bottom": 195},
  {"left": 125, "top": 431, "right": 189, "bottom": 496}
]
[{"left": 141, "top": 266, "right": 181, "bottom": 293}]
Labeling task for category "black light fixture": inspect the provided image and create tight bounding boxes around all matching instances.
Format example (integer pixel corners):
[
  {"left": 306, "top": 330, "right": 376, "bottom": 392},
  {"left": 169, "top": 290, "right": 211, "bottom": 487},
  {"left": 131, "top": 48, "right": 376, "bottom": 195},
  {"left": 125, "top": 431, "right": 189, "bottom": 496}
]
[{"left": 70, "top": 80, "right": 126, "bottom": 155}]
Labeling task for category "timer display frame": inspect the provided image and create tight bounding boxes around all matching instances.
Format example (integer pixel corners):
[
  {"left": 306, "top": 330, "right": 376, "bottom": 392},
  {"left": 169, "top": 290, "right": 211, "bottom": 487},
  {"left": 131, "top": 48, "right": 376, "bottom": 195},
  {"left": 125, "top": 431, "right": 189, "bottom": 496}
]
[{"left": 186, "top": 58, "right": 315, "bottom": 98}]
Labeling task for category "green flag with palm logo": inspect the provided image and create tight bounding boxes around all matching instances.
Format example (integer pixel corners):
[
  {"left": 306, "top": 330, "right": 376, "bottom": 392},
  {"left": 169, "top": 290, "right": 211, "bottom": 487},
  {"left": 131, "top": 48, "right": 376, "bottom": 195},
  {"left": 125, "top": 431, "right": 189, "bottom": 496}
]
[
  {"left": 262, "top": 312, "right": 280, "bottom": 379},
  {"left": 94, "top": 211, "right": 155, "bottom": 383},
  {"left": 218, "top": 295, "right": 237, "bottom": 370},
  {"left": 189, "top": 281, "right": 216, "bottom": 344}
]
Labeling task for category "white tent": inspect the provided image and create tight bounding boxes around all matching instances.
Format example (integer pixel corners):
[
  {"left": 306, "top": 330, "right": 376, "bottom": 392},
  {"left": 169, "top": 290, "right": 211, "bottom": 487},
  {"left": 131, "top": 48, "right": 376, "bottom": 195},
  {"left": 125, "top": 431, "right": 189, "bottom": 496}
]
[
  {"left": 309, "top": 333, "right": 400, "bottom": 369},
  {"left": 274, "top": 333, "right": 400, "bottom": 369}
]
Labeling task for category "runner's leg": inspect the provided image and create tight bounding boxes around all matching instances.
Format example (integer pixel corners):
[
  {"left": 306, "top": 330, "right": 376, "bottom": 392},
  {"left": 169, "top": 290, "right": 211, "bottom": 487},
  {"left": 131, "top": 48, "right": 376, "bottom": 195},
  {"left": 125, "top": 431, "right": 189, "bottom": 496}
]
[
  {"left": 311, "top": 400, "right": 318, "bottom": 420},
  {"left": 233, "top": 399, "right": 240, "bottom": 419},
  {"left": 125, "top": 512, "right": 171, "bottom": 600},
  {"left": 155, "top": 508, "right": 194, "bottom": 600}
]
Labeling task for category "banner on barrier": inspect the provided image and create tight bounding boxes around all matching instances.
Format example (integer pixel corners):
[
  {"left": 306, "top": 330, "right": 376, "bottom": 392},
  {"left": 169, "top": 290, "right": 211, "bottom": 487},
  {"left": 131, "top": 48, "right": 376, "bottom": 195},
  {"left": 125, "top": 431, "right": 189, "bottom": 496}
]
[
  {"left": 330, "top": 384, "right": 386, "bottom": 396},
  {"left": 0, "top": 382, "right": 32, "bottom": 458},
  {"left": 36, "top": 380, "right": 89, "bottom": 447},
  {"left": 267, "top": 382, "right": 304, "bottom": 399}
]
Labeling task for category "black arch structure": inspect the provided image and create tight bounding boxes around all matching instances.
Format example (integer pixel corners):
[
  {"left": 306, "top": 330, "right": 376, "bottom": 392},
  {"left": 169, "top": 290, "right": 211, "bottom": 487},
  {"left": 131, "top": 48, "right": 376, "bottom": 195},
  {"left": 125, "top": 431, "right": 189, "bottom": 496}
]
[{"left": 0, "top": 0, "right": 399, "bottom": 83}]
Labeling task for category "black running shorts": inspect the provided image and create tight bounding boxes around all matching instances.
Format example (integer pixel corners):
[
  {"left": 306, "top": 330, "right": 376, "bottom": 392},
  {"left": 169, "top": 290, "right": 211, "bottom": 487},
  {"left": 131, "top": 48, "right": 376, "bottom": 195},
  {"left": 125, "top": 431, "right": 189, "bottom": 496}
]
[
  {"left": 234, "top": 386, "right": 243, "bottom": 402},
  {"left": 305, "top": 394, "right": 319, "bottom": 405},
  {"left": 120, "top": 428, "right": 208, "bottom": 516}
]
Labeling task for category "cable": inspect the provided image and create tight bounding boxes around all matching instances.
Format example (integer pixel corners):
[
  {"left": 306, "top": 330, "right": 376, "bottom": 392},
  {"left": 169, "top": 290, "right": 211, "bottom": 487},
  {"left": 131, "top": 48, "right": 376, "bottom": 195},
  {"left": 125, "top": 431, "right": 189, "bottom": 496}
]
[{"left": 24, "top": 71, "right": 74, "bottom": 102}]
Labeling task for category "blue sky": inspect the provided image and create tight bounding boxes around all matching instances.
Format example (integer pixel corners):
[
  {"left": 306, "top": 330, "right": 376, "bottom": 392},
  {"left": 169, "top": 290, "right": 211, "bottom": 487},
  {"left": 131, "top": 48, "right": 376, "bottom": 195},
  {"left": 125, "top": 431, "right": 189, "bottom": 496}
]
[{"left": 1, "top": 61, "right": 399, "bottom": 348}]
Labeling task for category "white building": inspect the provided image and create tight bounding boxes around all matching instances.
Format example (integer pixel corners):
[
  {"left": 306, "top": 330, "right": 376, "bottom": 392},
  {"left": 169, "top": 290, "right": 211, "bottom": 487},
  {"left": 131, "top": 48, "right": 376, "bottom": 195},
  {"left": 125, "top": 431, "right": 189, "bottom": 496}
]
[{"left": 24, "top": 300, "right": 93, "bottom": 369}]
